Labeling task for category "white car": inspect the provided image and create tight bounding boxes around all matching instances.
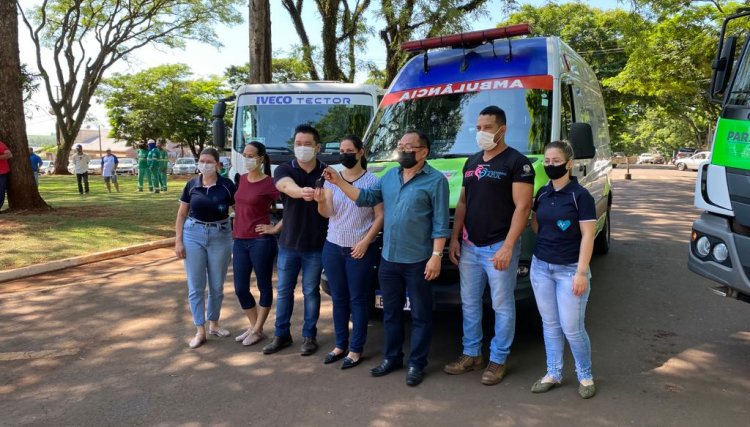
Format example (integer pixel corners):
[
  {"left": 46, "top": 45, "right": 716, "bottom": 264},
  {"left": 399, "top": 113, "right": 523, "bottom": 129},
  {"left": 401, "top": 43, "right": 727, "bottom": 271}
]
[
  {"left": 637, "top": 152, "right": 665, "bottom": 164},
  {"left": 172, "top": 157, "right": 197, "bottom": 175},
  {"left": 41, "top": 160, "right": 54, "bottom": 175},
  {"left": 116, "top": 158, "right": 138, "bottom": 175},
  {"left": 87, "top": 159, "right": 102, "bottom": 175},
  {"left": 675, "top": 151, "right": 711, "bottom": 171}
]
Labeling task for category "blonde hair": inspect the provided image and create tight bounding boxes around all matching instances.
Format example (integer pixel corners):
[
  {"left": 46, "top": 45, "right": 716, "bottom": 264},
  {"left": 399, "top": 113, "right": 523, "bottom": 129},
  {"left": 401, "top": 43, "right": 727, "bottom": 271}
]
[{"left": 544, "top": 140, "right": 574, "bottom": 162}]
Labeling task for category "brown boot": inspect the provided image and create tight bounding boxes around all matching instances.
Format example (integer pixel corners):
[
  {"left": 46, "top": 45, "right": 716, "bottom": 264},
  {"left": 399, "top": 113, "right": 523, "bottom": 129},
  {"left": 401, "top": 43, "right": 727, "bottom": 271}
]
[
  {"left": 443, "top": 354, "right": 484, "bottom": 375},
  {"left": 480, "top": 362, "right": 507, "bottom": 385}
]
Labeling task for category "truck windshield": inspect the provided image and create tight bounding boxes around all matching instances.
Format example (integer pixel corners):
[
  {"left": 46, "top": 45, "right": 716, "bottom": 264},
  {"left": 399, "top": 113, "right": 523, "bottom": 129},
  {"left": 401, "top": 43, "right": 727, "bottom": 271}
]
[
  {"left": 727, "top": 44, "right": 750, "bottom": 106},
  {"left": 366, "top": 88, "right": 553, "bottom": 161},
  {"left": 234, "top": 95, "right": 373, "bottom": 153}
]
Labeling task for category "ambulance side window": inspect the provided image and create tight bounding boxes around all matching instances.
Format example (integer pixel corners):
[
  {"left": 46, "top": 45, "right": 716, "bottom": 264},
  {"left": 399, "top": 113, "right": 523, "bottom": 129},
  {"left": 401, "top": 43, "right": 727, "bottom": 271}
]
[{"left": 561, "top": 82, "right": 575, "bottom": 140}]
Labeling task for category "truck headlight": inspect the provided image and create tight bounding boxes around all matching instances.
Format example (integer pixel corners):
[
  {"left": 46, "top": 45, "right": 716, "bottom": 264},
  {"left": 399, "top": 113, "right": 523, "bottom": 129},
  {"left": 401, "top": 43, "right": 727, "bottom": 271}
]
[
  {"left": 712, "top": 243, "right": 729, "bottom": 262},
  {"left": 696, "top": 236, "right": 711, "bottom": 257}
]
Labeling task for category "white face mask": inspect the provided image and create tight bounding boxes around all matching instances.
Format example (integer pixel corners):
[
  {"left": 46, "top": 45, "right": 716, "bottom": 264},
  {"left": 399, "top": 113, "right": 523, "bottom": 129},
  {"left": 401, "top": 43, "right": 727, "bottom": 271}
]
[
  {"left": 294, "top": 146, "right": 316, "bottom": 163},
  {"left": 243, "top": 157, "right": 258, "bottom": 171},
  {"left": 198, "top": 163, "right": 216, "bottom": 175},
  {"left": 476, "top": 129, "right": 500, "bottom": 151}
]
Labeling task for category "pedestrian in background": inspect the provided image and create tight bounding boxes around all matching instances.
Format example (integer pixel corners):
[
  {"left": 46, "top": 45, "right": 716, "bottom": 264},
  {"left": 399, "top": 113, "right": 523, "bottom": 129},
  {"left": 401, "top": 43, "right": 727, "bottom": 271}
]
[
  {"left": 529, "top": 140, "right": 597, "bottom": 399},
  {"left": 158, "top": 142, "right": 169, "bottom": 192},
  {"left": 29, "top": 147, "right": 43, "bottom": 186},
  {"left": 137, "top": 141, "right": 151, "bottom": 192},
  {"left": 71, "top": 144, "right": 90, "bottom": 195},
  {"left": 101, "top": 149, "right": 120, "bottom": 193},
  {"left": 232, "top": 141, "right": 282, "bottom": 347},
  {"left": 174, "top": 147, "right": 237, "bottom": 349},
  {"left": 314, "top": 135, "right": 383, "bottom": 370},
  {"left": 0, "top": 139, "right": 12, "bottom": 210}
]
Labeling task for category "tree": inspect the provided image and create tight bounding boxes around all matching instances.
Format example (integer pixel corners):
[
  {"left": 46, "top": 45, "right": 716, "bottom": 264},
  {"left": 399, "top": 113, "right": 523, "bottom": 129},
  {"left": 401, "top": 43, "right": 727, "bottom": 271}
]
[
  {"left": 282, "top": 0, "right": 372, "bottom": 82},
  {"left": 98, "top": 64, "right": 227, "bottom": 157},
  {"left": 249, "top": 0, "right": 272, "bottom": 83},
  {"left": 224, "top": 55, "right": 311, "bottom": 88},
  {"left": 18, "top": 0, "right": 243, "bottom": 174},
  {"left": 0, "top": 0, "right": 49, "bottom": 211},
  {"left": 379, "top": 1, "right": 492, "bottom": 87}
]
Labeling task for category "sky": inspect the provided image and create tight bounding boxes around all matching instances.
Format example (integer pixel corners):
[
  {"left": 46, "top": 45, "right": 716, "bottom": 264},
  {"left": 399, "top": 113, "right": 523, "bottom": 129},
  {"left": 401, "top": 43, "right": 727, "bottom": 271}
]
[{"left": 19, "top": 0, "right": 625, "bottom": 135}]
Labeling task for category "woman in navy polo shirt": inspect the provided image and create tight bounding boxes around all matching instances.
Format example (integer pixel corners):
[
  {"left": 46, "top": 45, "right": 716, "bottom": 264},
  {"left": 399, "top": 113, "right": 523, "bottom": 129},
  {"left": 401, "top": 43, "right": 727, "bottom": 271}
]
[
  {"left": 529, "top": 140, "right": 597, "bottom": 399},
  {"left": 175, "top": 147, "right": 237, "bottom": 349}
]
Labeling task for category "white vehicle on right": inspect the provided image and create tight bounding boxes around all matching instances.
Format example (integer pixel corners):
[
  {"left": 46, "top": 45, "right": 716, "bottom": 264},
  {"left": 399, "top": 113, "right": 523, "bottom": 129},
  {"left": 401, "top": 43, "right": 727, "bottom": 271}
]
[{"left": 675, "top": 151, "right": 711, "bottom": 171}]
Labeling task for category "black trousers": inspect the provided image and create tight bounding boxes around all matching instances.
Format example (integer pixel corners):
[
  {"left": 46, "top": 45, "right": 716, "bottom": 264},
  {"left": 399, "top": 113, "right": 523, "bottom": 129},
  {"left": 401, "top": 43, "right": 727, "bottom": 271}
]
[{"left": 76, "top": 172, "right": 89, "bottom": 194}]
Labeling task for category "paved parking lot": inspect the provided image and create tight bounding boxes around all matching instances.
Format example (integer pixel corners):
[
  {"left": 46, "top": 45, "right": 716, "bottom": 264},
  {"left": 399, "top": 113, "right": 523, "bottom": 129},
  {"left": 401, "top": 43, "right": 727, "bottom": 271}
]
[{"left": 1, "top": 168, "right": 749, "bottom": 426}]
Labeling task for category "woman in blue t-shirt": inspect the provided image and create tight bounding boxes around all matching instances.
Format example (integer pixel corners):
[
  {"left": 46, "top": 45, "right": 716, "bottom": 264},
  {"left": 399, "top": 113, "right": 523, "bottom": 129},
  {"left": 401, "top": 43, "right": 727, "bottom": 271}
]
[
  {"left": 175, "top": 147, "right": 237, "bottom": 349},
  {"left": 529, "top": 140, "right": 597, "bottom": 399}
]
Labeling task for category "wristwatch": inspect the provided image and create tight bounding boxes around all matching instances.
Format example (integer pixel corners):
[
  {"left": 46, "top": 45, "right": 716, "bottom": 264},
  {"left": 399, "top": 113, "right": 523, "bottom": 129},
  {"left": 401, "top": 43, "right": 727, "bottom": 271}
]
[{"left": 432, "top": 251, "right": 443, "bottom": 258}]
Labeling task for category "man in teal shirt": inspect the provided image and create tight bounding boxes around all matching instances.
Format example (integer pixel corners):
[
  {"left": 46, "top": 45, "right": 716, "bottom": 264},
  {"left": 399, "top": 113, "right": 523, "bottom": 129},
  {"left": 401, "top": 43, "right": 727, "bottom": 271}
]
[
  {"left": 147, "top": 140, "right": 163, "bottom": 194},
  {"left": 137, "top": 141, "right": 151, "bottom": 192},
  {"left": 158, "top": 142, "right": 169, "bottom": 192},
  {"left": 324, "top": 129, "right": 449, "bottom": 387}
]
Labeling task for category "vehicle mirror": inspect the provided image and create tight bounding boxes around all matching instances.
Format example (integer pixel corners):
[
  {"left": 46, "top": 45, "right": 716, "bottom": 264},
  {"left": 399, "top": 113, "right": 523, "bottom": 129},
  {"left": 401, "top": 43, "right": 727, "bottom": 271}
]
[
  {"left": 212, "top": 100, "right": 227, "bottom": 150},
  {"left": 569, "top": 122, "right": 596, "bottom": 159},
  {"left": 710, "top": 36, "right": 737, "bottom": 101}
]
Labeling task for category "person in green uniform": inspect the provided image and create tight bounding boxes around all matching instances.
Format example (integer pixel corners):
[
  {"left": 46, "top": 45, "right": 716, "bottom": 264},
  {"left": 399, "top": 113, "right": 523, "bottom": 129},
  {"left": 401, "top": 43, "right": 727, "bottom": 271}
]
[
  {"left": 218, "top": 160, "right": 229, "bottom": 178},
  {"left": 137, "top": 141, "right": 151, "bottom": 192},
  {"left": 147, "top": 140, "right": 163, "bottom": 194},
  {"left": 158, "top": 142, "right": 169, "bottom": 192}
]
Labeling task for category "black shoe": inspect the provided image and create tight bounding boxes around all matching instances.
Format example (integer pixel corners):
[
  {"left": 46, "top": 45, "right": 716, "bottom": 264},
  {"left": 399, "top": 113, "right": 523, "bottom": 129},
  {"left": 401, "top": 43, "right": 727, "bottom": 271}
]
[
  {"left": 406, "top": 367, "right": 425, "bottom": 387},
  {"left": 300, "top": 337, "right": 318, "bottom": 356},
  {"left": 262, "top": 335, "right": 293, "bottom": 355},
  {"left": 370, "top": 359, "right": 403, "bottom": 377},
  {"left": 324, "top": 350, "right": 346, "bottom": 364},
  {"left": 341, "top": 356, "right": 362, "bottom": 370}
]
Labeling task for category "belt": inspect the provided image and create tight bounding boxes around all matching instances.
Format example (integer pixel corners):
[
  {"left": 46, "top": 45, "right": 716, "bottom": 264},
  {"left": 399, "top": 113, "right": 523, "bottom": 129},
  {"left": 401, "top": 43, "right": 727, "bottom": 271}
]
[{"left": 187, "top": 218, "right": 231, "bottom": 228}]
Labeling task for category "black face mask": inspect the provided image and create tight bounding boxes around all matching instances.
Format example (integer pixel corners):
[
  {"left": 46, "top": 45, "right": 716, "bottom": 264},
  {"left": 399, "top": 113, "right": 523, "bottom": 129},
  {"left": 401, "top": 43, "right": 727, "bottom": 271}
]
[
  {"left": 397, "top": 151, "right": 418, "bottom": 169},
  {"left": 544, "top": 163, "right": 569, "bottom": 180},
  {"left": 340, "top": 153, "right": 359, "bottom": 169}
]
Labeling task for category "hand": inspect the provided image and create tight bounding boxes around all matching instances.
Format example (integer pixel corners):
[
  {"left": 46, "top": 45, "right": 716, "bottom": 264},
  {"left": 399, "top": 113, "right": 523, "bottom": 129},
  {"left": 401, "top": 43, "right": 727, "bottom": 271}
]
[
  {"left": 572, "top": 271, "right": 589, "bottom": 296},
  {"left": 255, "top": 223, "right": 277, "bottom": 235},
  {"left": 351, "top": 239, "right": 370, "bottom": 259},
  {"left": 175, "top": 241, "right": 186, "bottom": 259},
  {"left": 448, "top": 239, "right": 461, "bottom": 266},
  {"left": 313, "top": 187, "right": 326, "bottom": 203},
  {"left": 491, "top": 244, "right": 513, "bottom": 271},
  {"left": 322, "top": 167, "right": 341, "bottom": 186},
  {"left": 424, "top": 255, "right": 442, "bottom": 281},
  {"left": 300, "top": 186, "right": 315, "bottom": 201}
]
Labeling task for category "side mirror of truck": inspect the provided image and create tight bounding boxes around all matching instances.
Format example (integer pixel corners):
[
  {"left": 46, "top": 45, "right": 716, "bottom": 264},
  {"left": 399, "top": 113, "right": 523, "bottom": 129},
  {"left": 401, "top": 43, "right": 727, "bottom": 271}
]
[
  {"left": 710, "top": 36, "right": 737, "bottom": 102},
  {"left": 212, "top": 100, "right": 227, "bottom": 150},
  {"left": 569, "top": 122, "right": 596, "bottom": 159}
]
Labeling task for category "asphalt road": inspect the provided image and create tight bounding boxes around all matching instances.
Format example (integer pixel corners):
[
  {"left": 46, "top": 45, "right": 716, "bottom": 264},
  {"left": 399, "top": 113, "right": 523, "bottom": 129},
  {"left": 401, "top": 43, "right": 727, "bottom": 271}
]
[{"left": 1, "top": 168, "right": 749, "bottom": 427}]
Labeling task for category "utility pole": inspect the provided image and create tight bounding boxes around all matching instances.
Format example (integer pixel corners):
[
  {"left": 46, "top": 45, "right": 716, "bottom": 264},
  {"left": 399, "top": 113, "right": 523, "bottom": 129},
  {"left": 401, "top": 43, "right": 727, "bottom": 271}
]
[{"left": 98, "top": 123, "right": 103, "bottom": 158}]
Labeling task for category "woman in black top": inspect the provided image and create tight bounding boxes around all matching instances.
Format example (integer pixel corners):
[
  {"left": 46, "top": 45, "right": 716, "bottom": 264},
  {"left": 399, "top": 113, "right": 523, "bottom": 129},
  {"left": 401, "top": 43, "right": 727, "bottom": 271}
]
[{"left": 175, "top": 148, "right": 237, "bottom": 349}]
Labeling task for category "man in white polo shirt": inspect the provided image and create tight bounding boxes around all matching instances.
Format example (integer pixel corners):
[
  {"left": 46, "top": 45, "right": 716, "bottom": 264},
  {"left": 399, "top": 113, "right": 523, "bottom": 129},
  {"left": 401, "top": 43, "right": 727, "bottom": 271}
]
[{"left": 101, "top": 149, "right": 120, "bottom": 193}]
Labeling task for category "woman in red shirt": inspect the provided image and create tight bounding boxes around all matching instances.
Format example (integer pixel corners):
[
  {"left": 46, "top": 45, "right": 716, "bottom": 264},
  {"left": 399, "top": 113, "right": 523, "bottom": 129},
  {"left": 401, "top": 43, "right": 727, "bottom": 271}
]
[{"left": 233, "top": 141, "right": 282, "bottom": 346}]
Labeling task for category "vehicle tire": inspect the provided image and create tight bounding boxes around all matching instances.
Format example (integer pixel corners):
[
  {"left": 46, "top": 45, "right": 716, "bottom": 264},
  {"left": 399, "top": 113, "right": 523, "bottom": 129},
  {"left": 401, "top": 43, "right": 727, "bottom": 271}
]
[
  {"left": 594, "top": 207, "right": 611, "bottom": 255},
  {"left": 677, "top": 162, "right": 687, "bottom": 171}
]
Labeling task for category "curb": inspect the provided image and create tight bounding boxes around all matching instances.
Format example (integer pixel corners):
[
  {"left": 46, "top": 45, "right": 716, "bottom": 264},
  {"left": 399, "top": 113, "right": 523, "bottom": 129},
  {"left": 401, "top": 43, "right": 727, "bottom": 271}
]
[{"left": 0, "top": 238, "right": 175, "bottom": 284}]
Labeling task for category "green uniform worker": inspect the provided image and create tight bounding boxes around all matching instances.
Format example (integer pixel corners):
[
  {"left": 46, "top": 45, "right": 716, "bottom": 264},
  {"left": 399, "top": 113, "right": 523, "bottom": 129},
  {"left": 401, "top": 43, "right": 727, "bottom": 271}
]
[
  {"left": 137, "top": 141, "right": 151, "bottom": 192},
  {"left": 158, "top": 146, "right": 169, "bottom": 191},
  {"left": 147, "top": 142, "right": 165, "bottom": 194}
]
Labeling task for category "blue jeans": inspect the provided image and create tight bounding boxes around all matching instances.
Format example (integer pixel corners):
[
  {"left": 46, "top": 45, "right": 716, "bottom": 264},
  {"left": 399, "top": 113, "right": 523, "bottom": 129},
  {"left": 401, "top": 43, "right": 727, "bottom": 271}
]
[
  {"left": 182, "top": 218, "right": 233, "bottom": 326},
  {"left": 274, "top": 246, "right": 323, "bottom": 338},
  {"left": 378, "top": 258, "right": 432, "bottom": 370},
  {"left": 322, "top": 240, "right": 378, "bottom": 353},
  {"left": 33, "top": 171, "right": 39, "bottom": 186},
  {"left": 530, "top": 255, "right": 592, "bottom": 382},
  {"left": 459, "top": 240, "right": 521, "bottom": 364},
  {"left": 233, "top": 236, "right": 277, "bottom": 309},
  {"left": 0, "top": 173, "right": 7, "bottom": 210}
]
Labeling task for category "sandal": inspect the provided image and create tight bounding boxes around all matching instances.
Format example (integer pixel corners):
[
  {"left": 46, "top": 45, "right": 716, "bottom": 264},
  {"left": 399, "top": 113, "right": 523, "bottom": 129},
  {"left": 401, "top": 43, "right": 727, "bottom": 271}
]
[
  {"left": 189, "top": 334, "right": 206, "bottom": 349},
  {"left": 242, "top": 331, "right": 266, "bottom": 346},
  {"left": 236, "top": 329, "right": 253, "bottom": 342},
  {"left": 208, "top": 327, "right": 231, "bottom": 338}
]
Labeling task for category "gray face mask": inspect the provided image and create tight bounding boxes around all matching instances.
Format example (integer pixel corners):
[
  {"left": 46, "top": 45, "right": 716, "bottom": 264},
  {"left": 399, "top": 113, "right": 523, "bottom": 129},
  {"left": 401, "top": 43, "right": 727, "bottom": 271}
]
[{"left": 198, "top": 163, "right": 216, "bottom": 175}]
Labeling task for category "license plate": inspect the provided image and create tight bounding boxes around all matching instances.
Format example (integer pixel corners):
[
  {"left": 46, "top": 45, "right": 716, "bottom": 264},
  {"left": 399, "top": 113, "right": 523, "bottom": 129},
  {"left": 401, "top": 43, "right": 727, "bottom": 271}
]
[{"left": 374, "top": 290, "right": 411, "bottom": 311}]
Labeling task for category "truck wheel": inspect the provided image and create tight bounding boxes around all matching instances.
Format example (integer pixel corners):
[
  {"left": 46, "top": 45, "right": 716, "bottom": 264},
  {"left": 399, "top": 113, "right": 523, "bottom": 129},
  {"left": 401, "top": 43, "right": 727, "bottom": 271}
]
[
  {"left": 677, "top": 162, "right": 687, "bottom": 171},
  {"left": 594, "top": 208, "right": 611, "bottom": 255}
]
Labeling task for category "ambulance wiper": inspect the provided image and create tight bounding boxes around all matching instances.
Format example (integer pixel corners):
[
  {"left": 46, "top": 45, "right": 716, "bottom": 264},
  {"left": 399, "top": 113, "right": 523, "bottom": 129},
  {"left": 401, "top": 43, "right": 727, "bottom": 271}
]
[{"left": 729, "top": 88, "right": 750, "bottom": 94}]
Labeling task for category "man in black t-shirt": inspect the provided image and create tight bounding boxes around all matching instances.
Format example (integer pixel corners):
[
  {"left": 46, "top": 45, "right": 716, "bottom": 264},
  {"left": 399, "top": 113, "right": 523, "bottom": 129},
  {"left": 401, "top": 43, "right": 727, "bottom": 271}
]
[
  {"left": 262, "top": 124, "right": 329, "bottom": 357},
  {"left": 444, "top": 106, "right": 535, "bottom": 385}
]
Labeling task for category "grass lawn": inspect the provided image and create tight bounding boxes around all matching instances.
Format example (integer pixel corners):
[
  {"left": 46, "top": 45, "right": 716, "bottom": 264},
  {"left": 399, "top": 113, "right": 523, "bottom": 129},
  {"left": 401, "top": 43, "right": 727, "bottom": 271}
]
[{"left": 0, "top": 173, "right": 195, "bottom": 271}]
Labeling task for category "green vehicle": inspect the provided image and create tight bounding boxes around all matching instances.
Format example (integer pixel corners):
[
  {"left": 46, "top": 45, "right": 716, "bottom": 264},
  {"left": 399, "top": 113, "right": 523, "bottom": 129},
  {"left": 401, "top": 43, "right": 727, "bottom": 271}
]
[
  {"left": 364, "top": 25, "right": 613, "bottom": 309},
  {"left": 689, "top": 10, "right": 750, "bottom": 303}
]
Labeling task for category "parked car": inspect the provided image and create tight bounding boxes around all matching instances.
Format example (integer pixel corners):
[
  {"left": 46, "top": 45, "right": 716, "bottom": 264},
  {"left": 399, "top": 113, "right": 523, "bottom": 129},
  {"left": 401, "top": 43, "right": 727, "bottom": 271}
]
[
  {"left": 675, "top": 151, "right": 711, "bottom": 171},
  {"left": 116, "top": 158, "right": 138, "bottom": 175},
  {"left": 672, "top": 147, "right": 697, "bottom": 164},
  {"left": 637, "top": 152, "right": 665, "bottom": 164},
  {"left": 87, "top": 159, "right": 102, "bottom": 174},
  {"left": 172, "top": 157, "right": 197, "bottom": 175},
  {"left": 41, "top": 160, "right": 54, "bottom": 175},
  {"left": 167, "top": 161, "right": 174, "bottom": 175},
  {"left": 611, "top": 152, "right": 628, "bottom": 168}
]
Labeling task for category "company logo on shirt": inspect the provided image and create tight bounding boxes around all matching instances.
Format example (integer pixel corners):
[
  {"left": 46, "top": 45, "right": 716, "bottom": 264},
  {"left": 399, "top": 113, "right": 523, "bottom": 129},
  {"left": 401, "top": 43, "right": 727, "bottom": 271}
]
[
  {"left": 464, "top": 164, "right": 507, "bottom": 181},
  {"left": 556, "top": 219, "right": 571, "bottom": 231}
]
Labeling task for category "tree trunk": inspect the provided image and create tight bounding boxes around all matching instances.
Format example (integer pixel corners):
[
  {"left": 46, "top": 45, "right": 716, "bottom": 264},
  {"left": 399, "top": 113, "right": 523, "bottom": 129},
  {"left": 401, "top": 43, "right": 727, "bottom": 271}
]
[
  {"left": 249, "top": 0, "right": 272, "bottom": 84},
  {"left": 0, "top": 1, "right": 50, "bottom": 211},
  {"left": 320, "top": 1, "right": 341, "bottom": 81},
  {"left": 282, "top": 0, "right": 321, "bottom": 80}
]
